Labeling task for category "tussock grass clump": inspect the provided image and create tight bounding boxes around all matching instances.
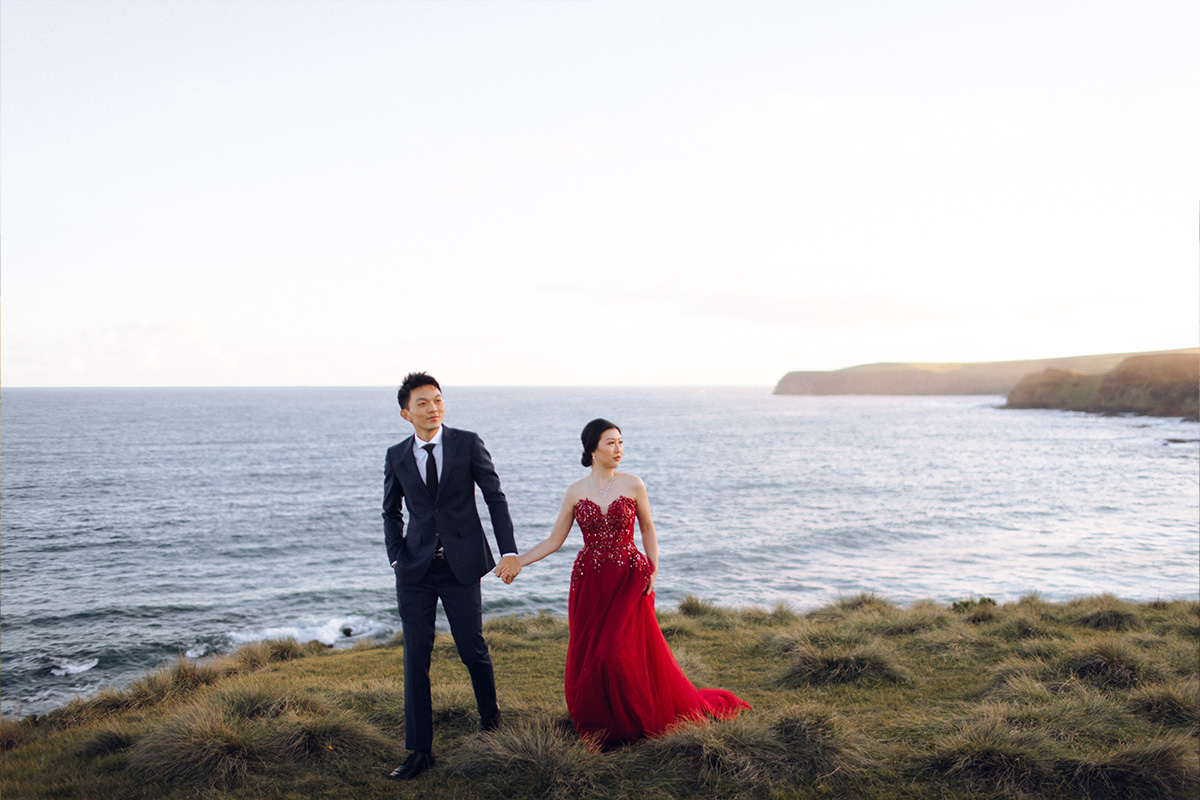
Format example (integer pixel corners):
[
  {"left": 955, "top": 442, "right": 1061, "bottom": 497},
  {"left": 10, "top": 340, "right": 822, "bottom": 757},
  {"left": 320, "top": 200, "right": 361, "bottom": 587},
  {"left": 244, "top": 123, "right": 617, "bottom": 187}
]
[
  {"left": 207, "top": 678, "right": 329, "bottom": 720},
  {"left": 913, "top": 626, "right": 981, "bottom": 663},
  {"left": 125, "top": 657, "right": 229, "bottom": 708},
  {"left": 1068, "top": 594, "right": 1145, "bottom": 632},
  {"left": 645, "top": 716, "right": 784, "bottom": 787},
  {"left": 485, "top": 610, "right": 569, "bottom": 648},
  {"left": 484, "top": 612, "right": 533, "bottom": 635},
  {"left": 836, "top": 593, "right": 895, "bottom": 614},
  {"left": 224, "top": 637, "right": 314, "bottom": 671},
  {"left": 1074, "top": 608, "right": 1144, "bottom": 632},
  {"left": 920, "top": 708, "right": 1058, "bottom": 794},
  {"left": 854, "top": 600, "right": 953, "bottom": 636},
  {"left": 780, "top": 641, "right": 910, "bottom": 687},
  {"left": 1160, "top": 638, "right": 1200, "bottom": 676},
  {"left": 1067, "top": 734, "right": 1200, "bottom": 800},
  {"left": 1063, "top": 637, "right": 1155, "bottom": 689},
  {"left": 678, "top": 594, "right": 721, "bottom": 617},
  {"left": 448, "top": 711, "right": 605, "bottom": 799},
  {"left": 738, "top": 601, "right": 798, "bottom": 627},
  {"left": 263, "top": 708, "right": 391, "bottom": 762},
  {"left": 1014, "top": 592, "right": 1059, "bottom": 621},
  {"left": 984, "top": 655, "right": 1051, "bottom": 694},
  {"left": 987, "top": 610, "right": 1060, "bottom": 642},
  {"left": 761, "top": 619, "right": 859, "bottom": 656},
  {"left": 127, "top": 705, "right": 260, "bottom": 786},
  {"left": 125, "top": 678, "right": 390, "bottom": 787},
  {"left": 808, "top": 593, "right": 895, "bottom": 623},
  {"left": 1128, "top": 677, "right": 1200, "bottom": 729},
  {"left": 642, "top": 706, "right": 868, "bottom": 792},
  {"left": 987, "top": 673, "right": 1057, "bottom": 704},
  {"left": 655, "top": 612, "right": 699, "bottom": 639},
  {"left": 482, "top": 609, "right": 566, "bottom": 642},
  {"left": 768, "top": 703, "right": 871, "bottom": 780},
  {"left": 1073, "top": 607, "right": 1145, "bottom": 632},
  {"left": 77, "top": 721, "right": 140, "bottom": 758},
  {"left": 677, "top": 595, "right": 739, "bottom": 628},
  {"left": 1006, "top": 684, "right": 1138, "bottom": 747},
  {"left": 1012, "top": 637, "right": 1065, "bottom": 661}
]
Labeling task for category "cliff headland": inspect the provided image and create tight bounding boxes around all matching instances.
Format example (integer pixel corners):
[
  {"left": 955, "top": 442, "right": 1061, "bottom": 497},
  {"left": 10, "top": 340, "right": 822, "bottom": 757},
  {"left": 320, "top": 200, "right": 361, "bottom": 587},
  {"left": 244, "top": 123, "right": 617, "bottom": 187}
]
[
  {"left": 774, "top": 349, "right": 1198, "bottom": 415},
  {"left": 1005, "top": 351, "right": 1200, "bottom": 418}
]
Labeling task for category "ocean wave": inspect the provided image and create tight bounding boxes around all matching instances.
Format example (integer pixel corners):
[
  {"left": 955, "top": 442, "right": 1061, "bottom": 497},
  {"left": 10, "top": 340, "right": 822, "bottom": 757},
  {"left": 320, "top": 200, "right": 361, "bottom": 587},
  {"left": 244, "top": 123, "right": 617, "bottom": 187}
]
[
  {"left": 50, "top": 657, "right": 99, "bottom": 676},
  {"left": 226, "top": 615, "right": 397, "bottom": 648}
]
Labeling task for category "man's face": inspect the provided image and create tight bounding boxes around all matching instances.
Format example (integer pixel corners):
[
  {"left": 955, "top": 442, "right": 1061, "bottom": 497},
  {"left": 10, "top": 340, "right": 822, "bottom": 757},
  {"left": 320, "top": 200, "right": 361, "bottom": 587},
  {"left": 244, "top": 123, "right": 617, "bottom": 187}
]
[{"left": 401, "top": 385, "right": 444, "bottom": 440}]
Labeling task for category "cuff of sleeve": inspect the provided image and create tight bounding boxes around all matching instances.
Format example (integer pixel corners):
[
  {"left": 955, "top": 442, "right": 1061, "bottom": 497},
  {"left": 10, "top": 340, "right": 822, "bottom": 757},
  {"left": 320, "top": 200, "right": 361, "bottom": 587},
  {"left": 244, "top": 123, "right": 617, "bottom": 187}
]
[{"left": 500, "top": 552, "right": 517, "bottom": 559}]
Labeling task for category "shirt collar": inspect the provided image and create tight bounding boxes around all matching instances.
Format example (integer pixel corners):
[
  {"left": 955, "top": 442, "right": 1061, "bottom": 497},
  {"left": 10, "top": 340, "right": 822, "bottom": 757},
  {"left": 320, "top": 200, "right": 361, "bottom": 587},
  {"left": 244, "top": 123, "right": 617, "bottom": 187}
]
[{"left": 413, "top": 426, "right": 444, "bottom": 453}]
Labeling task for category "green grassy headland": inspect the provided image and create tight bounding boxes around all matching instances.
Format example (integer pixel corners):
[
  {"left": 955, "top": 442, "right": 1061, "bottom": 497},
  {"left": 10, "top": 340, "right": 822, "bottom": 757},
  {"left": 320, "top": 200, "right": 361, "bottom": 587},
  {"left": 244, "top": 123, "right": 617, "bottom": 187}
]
[{"left": 2, "top": 595, "right": 1197, "bottom": 800}]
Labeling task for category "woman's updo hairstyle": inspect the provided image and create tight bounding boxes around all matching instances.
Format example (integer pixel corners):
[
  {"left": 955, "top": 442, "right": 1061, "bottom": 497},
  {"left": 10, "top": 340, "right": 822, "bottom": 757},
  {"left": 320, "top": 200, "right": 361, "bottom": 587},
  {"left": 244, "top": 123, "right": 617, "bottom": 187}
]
[{"left": 580, "top": 418, "right": 619, "bottom": 467}]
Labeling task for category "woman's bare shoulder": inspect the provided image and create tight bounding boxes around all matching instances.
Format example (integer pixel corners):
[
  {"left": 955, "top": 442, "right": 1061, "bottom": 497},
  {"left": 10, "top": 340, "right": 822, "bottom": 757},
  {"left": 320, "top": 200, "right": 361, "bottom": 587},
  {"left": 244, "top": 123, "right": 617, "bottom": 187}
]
[
  {"left": 563, "top": 477, "right": 590, "bottom": 502},
  {"left": 616, "top": 471, "right": 645, "bottom": 486}
]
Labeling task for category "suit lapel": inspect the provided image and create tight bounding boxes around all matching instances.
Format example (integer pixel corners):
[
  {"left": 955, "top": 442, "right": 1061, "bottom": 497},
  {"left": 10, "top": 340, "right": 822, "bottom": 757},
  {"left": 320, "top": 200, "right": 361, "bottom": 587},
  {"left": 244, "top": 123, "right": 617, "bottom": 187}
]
[
  {"left": 440, "top": 427, "right": 460, "bottom": 489},
  {"left": 396, "top": 435, "right": 431, "bottom": 500}
]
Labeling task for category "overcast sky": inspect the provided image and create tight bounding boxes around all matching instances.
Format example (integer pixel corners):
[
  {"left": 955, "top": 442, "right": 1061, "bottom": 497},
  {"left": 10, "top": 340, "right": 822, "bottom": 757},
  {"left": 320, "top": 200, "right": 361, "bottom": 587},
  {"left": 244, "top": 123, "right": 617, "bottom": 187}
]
[{"left": 2, "top": 0, "right": 1196, "bottom": 387}]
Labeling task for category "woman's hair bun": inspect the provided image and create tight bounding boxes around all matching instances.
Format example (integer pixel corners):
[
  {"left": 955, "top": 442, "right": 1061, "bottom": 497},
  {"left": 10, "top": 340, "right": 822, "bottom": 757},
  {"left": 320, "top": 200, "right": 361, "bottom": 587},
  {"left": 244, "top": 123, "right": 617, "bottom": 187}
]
[{"left": 581, "top": 451, "right": 593, "bottom": 467}]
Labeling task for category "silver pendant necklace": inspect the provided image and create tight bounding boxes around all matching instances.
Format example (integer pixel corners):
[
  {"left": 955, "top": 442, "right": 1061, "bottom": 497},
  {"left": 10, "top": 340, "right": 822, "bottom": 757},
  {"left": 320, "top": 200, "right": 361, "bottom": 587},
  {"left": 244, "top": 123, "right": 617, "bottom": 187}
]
[{"left": 591, "top": 473, "right": 614, "bottom": 498}]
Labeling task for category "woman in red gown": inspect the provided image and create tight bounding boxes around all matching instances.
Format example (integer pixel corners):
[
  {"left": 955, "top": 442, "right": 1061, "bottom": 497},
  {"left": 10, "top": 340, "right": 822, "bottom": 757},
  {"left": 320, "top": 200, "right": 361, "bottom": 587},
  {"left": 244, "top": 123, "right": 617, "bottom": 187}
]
[{"left": 509, "top": 419, "right": 749, "bottom": 747}]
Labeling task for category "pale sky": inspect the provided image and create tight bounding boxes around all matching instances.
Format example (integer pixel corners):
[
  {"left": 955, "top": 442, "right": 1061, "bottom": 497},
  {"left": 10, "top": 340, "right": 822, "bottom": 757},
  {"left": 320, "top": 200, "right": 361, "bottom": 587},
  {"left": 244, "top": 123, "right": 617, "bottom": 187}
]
[{"left": 2, "top": 0, "right": 1196, "bottom": 387}]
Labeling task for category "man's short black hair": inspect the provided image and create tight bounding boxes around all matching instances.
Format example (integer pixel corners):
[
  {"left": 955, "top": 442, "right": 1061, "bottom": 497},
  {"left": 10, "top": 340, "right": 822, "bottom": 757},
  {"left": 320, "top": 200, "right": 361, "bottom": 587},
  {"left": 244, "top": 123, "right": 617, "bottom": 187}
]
[{"left": 397, "top": 372, "right": 441, "bottom": 409}]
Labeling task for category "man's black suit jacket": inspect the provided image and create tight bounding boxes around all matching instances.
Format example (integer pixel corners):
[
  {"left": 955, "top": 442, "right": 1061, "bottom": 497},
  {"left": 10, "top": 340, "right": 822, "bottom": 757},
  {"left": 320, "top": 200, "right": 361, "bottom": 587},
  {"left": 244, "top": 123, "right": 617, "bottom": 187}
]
[{"left": 383, "top": 426, "right": 516, "bottom": 586}]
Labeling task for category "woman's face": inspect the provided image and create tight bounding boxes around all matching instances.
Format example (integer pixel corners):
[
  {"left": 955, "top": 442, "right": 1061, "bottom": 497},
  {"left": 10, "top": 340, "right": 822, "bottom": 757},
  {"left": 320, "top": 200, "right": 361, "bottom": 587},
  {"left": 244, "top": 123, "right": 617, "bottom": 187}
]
[{"left": 592, "top": 428, "right": 623, "bottom": 469}]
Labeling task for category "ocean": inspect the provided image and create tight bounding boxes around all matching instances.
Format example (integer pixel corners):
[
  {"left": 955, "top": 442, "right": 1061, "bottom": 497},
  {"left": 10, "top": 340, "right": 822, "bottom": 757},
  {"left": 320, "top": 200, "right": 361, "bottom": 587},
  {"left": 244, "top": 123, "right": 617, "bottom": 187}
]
[{"left": 1, "top": 386, "right": 1197, "bottom": 718}]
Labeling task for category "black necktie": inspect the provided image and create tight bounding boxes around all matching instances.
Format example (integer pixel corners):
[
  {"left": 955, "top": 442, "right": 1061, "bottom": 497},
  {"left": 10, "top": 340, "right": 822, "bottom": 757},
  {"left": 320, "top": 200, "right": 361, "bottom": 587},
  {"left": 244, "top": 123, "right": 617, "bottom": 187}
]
[{"left": 423, "top": 443, "right": 438, "bottom": 499}]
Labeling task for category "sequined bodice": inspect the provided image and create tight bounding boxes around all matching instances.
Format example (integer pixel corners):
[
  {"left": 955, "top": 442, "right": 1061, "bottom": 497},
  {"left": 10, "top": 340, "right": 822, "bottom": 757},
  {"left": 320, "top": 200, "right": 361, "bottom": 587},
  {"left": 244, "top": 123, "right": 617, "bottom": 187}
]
[
  {"left": 573, "top": 496, "right": 637, "bottom": 549},
  {"left": 570, "top": 496, "right": 649, "bottom": 595}
]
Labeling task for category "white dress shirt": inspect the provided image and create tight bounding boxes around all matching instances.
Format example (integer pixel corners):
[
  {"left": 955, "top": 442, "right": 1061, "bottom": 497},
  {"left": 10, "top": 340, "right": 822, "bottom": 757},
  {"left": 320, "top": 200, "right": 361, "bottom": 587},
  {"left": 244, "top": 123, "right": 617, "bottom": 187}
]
[{"left": 412, "top": 427, "right": 444, "bottom": 487}]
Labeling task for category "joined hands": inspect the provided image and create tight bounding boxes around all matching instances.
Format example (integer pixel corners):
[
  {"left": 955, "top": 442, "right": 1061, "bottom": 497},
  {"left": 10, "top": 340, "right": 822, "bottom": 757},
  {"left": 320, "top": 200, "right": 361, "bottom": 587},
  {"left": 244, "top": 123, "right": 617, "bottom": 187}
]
[{"left": 494, "top": 555, "right": 521, "bottom": 584}]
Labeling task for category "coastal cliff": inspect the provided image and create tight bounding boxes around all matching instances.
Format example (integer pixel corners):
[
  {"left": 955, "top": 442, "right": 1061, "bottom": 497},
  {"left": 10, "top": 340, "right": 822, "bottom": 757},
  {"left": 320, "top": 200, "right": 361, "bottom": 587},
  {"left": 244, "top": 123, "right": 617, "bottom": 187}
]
[
  {"left": 1005, "top": 352, "right": 1200, "bottom": 418},
  {"left": 772, "top": 349, "right": 1195, "bottom": 396}
]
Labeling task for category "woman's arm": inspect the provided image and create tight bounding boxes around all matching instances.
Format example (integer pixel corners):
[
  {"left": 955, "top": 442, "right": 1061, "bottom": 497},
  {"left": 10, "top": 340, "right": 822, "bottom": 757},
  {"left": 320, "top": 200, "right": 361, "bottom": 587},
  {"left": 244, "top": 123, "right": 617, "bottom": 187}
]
[
  {"left": 633, "top": 477, "right": 658, "bottom": 594},
  {"left": 511, "top": 491, "right": 577, "bottom": 570}
]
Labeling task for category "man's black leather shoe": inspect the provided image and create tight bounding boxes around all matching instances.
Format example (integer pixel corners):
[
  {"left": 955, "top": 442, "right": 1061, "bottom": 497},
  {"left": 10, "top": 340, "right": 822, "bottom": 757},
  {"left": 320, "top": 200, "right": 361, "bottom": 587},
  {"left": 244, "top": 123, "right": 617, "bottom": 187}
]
[{"left": 386, "top": 751, "right": 435, "bottom": 780}]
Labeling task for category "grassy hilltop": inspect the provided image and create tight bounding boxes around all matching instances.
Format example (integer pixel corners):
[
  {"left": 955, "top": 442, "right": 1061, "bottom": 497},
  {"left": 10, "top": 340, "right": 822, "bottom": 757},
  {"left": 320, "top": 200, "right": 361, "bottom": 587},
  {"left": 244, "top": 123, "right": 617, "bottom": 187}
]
[{"left": 2, "top": 595, "right": 1197, "bottom": 800}]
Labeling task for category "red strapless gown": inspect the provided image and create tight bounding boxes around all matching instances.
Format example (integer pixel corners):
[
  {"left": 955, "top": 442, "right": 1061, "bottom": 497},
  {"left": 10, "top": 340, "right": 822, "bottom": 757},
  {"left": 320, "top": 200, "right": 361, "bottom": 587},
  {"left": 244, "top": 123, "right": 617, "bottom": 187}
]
[{"left": 565, "top": 496, "right": 750, "bottom": 747}]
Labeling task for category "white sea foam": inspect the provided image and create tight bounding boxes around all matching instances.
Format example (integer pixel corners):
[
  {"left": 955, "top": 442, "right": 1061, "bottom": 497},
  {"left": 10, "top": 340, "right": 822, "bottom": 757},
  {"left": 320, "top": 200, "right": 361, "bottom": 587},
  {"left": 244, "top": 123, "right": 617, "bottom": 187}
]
[
  {"left": 50, "top": 658, "right": 98, "bottom": 676},
  {"left": 227, "top": 615, "right": 396, "bottom": 648}
]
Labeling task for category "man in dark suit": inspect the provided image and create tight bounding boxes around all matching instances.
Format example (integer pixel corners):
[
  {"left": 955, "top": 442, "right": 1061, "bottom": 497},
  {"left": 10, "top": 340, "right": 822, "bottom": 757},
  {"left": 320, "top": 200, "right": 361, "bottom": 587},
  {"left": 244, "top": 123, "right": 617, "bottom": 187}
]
[{"left": 382, "top": 372, "right": 521, "bottom": 781}]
